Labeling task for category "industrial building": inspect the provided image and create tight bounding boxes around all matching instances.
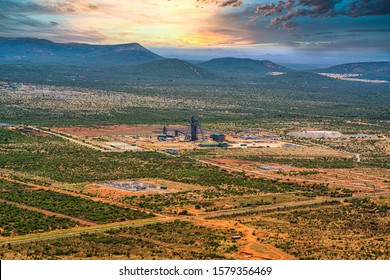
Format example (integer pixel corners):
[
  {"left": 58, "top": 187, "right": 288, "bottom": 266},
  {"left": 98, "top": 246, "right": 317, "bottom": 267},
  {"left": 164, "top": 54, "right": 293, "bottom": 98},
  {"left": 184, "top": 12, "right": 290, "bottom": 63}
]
[
  {"left": 157, "top": 115, "right": 205, "bottom": 142},
  {"left": 210, "top": 133, "right": 225, "bottom": 142},
  {"left": 185, "top": 115, "right": 205, "bottom": 141},
  {"left": 237, "top": 134, "right": 280, "bottom": 140},
  {"left": 199, "top": 142, "right": 228, "bottom": 148},
  {"left": 99, "top": 181, "right": 158, "bottom": 192},
  {"left": 157, "top": 134, "right": 175, "bottom": 141},
  {"left": 157, "top": 134, "right": 167, "bottom": 141}
]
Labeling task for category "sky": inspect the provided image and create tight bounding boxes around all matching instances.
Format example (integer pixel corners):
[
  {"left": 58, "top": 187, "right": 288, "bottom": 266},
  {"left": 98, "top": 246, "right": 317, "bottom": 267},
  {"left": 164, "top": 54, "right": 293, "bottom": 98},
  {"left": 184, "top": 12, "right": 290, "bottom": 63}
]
[{"left": 1, "top": 0, "right": 390, "bottom": 65}]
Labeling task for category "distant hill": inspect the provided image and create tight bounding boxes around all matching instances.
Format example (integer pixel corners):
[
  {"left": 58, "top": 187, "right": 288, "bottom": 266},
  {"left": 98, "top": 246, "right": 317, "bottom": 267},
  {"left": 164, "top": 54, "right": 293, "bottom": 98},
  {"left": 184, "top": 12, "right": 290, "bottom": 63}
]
[
  {"left": 0, "top": 37, "right": 162, "bottom": 66},
  {"left": 129, "top": 59, "right": 216, "bottom": 79},
  {"left": 314, "top": 62, "right": 390, "bottom": 80},
  {"left": 199, "top": 57, "right": 288, "bottom": 77}
]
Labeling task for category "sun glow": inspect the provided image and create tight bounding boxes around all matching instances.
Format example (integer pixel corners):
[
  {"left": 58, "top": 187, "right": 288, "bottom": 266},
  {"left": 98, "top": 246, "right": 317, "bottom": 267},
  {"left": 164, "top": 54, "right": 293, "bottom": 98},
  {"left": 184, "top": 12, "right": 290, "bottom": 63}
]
[{"left": 50, "top": 0, "right": 235, "bottom": 46}]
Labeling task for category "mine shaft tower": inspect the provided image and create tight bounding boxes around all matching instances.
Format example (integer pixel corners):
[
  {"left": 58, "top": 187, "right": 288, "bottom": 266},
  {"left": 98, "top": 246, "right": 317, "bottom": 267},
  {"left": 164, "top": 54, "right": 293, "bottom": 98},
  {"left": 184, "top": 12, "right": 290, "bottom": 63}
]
[{"left": 185, "top": 115, "right": 205, "bottom": 141}]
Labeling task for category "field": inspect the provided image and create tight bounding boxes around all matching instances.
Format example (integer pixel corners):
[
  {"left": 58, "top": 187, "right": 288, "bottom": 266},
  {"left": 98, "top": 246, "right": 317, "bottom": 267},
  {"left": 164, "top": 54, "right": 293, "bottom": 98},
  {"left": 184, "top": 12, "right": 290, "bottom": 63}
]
[
  {"left": 0, "top": 180, "right": 154, "bottom": 223},
  {"left": 0, "top": 202, "right": 79, "bottom": 237},
  {"left": 0, "top": 77, "right": 389, "bottom": 260}
]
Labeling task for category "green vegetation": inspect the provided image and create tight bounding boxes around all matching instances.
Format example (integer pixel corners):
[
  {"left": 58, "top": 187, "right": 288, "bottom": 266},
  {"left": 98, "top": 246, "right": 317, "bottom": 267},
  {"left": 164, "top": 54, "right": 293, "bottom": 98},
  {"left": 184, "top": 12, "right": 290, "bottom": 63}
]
[
  {"left": 123, "top": 182, "right": 346, "bottom": 213},
  {"left": 124, "top": 185, "right": 298, "bottom": 213},
  {"left": 316, "top": 62, "right": 390, "bottom": 81},
  {"left": 129, "top": 59, "right": 215, "bottom": 79},
  {"left": 0, "top": 128, "right": 301, "bottom": 191},
  {"left": 0, "top": 179, "right": 153, "bottom": 223},
  {"left": 1, "top": 68, "right": 389, "bottom": 129},
  {"left": 247, "top": 198, "right": 389, "bottom": 259},
  {"left": 0, "top": 179, "right": 33, "bottom": 191},
  {"left": 298, "top": 139, "right": 390, "bottom": 169},
  {"left": 235, "top": 155, "right": 356, "bottom": 168},
  {"left": 0, "top": 129, "right": 354, "bottom": 214},
  {"left": 0, "top": 63, "right": 389, "bottom": 261},
  {"left": 234, "top": 155, "right": 389, "bottom": 169},
  {"left": 0, "top": 221, "right": 237, "bottom": 260},
  {"left": 0, "top": 202, "right": 78, "bottom": 237}
]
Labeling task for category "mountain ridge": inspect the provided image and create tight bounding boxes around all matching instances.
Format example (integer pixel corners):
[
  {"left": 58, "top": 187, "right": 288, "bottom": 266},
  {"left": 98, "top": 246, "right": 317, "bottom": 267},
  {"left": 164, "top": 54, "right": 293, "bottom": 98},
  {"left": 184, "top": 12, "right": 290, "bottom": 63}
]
[
  {"left": 0, "top": 37, "right": 162, "bottom": 66},
  {"left": 129, "top": 58, "right": 216, "bottom": 79},
  {"left": 1, "top": 37, "right": 389, "bottom": 82},
  {"left": 313, "top": 62, "right": 390, "bottom": 80},
  {"left": 199, "top": 57, "right": 289, "bottom": 77}
]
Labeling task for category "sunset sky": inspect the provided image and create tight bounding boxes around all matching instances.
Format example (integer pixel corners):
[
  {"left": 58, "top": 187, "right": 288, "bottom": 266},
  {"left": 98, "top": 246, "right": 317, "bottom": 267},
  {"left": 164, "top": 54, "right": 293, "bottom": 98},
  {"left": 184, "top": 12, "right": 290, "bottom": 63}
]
[{"left": 1, "top": 0, "right": 389, "bottom": 65}]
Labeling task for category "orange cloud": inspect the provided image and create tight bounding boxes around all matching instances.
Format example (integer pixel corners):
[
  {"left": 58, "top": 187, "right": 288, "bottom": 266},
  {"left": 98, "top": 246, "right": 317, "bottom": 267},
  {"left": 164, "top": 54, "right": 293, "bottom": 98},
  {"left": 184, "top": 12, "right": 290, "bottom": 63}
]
[{"left": 49, "top": 0, "right": 246, "bottom": 46}]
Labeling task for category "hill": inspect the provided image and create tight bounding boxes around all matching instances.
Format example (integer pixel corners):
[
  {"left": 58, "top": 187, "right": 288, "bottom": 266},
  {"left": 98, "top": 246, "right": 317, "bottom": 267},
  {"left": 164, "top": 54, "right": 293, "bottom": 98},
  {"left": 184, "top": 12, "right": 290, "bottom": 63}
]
[
  {"left": 129, "top": 59, "right": 216, "bottom": 79},
  {"left": 0, "top": 37, "right": 162, "bottom": 66},
  {"left": 199, "top": 57, "right": 288, "bottom": 77},
  {"left": 314, "top": 62, "right": 390, "bottom": 81}
]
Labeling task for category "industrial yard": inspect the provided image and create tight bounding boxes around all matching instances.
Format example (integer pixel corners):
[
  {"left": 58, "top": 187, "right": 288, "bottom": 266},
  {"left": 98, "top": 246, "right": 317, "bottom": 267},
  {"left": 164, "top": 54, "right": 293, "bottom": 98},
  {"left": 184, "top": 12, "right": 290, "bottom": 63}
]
[{"left": 50, "top": 116, "right": 290, "bottom": 153}]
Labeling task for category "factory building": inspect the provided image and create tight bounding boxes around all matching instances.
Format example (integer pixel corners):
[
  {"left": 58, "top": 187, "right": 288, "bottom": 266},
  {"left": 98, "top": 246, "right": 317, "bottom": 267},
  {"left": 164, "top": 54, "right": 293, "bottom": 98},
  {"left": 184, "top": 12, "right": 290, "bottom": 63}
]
[
  {"left": 199, "top": 142, "right": 228, "bottom": 148},
  {"left": 211, "top": 133, "right": 226, "bottom": 142},
  {"left": 157, "top": 134, "right": 175, "bottom": 141},
  {"left": 157, "top": 134, "right": 168, "bottom": 141}
]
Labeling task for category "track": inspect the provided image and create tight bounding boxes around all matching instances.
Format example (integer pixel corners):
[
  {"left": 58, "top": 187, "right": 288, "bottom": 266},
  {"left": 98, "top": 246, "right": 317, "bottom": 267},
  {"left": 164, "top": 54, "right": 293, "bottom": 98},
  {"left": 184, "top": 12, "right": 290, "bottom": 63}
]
[
  {"left": 0, "top": 216, "right": 177, "bottom": 245},
  {"left": 29, "top": 126, "right": 109, "bottom": 152},
  {"left": 198, "top": 191, "right": 390, "bottom": 219}
]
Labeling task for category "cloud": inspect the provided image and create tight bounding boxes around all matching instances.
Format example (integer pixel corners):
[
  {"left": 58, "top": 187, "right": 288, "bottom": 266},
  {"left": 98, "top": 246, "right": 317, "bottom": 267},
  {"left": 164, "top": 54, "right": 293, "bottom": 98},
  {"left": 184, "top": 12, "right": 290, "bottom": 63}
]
[
  {"left": 206, "top": 0, "right": 390, "bottom": 29},
  {"left": 0, "top": 1, "right": 58, "bottom": 37},
  {"left": 257, "top": 0, "right": 390, "bottom": 29},
  {"left": 281, "top": 21, "right": 299, "bottom": 30},
  {"left": 347, "top": 28, "right": 390, "bottom": 33},
  {"left": 0, "top": 0, "right": 104, "bottom": 32},
  {"left": 0, "top": 0, "right": 106, "bottom": 43},
  {"left": 204, "top": 0, "right": 390, "bottom": 52},
  {"left": 341, "top": 0, "right": 390, "bottom": 17},
  {"left": 0, "top": 0, "right": 102, "bottom": 14},
  {"left": 197, "top": 0, "right": 243, "bottom": 8}
]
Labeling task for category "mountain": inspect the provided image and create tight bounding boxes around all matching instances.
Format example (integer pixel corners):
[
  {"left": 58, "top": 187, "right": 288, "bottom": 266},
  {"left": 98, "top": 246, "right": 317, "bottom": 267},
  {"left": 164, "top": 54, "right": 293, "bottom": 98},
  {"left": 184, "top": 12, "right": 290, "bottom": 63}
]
[
  {"left": 314, "top": 62, "right": 390, "bottom": 80},
  {"left": 0, "top": 37, "right": 162, "bottom": 66},
  {"left": 129, "top": 59, "right": 216, "bottom": 79},
  {"left": 199, "top": 57, "right": 289, "bottom": 77}
]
